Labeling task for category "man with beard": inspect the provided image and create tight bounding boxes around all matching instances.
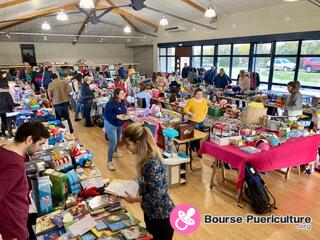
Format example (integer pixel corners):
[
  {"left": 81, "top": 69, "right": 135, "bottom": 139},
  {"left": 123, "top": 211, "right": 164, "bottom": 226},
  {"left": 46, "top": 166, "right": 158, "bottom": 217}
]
[{"left": 0, "top": 121, "right": 50, "bottom": 240}]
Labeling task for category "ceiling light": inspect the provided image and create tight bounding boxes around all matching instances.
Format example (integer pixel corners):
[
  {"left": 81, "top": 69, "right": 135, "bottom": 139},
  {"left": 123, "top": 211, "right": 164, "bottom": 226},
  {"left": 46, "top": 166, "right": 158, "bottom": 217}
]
[
  {"left": 79, "top": 0, "right": 95, "bottom": 9},
  {"left": 283, "top": 0, "right": 299, "bottom": 2},
  {"left": 5, "top": 33, "right": 11, "bottom": 39},
  {"left": 41, "top": 21, "right": 51, "bottom": 30},
  {"left": 124, "top": 25, "right": 131, "bottom": 33},
  {"left": 159, "top": 16, "right": 168, "bottom": 26},
  {"left": 57, "top": 10, "right": 68, "bottom": 21},
  {"left": 205, "top": 6, "right": 216, "bottom": 18}
]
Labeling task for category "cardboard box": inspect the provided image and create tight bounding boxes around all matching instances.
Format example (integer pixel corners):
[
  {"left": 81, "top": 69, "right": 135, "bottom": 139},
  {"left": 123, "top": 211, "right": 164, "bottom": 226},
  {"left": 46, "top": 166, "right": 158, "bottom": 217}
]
[{"left": 43, "top": 169, "right": 68, "bottom": 200}]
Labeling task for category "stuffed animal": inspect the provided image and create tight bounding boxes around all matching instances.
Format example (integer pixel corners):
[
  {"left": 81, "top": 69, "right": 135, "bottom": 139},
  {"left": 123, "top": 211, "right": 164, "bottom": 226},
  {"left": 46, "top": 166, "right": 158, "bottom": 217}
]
[
  {"left": 266, "top": 135, "right": 281, "bottom": 146},
  {"left": 149, "top": 104, "right": 162, "bottom": 118},
  {"left": 219, "top": 99, "right": 228, "bottom": 109}
]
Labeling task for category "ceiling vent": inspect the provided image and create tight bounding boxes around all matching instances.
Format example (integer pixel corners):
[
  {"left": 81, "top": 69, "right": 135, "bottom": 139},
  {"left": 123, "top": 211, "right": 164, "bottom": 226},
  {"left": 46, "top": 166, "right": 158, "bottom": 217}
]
[{"left": 164, "top": 26, "right": 187, "bottom": 32}]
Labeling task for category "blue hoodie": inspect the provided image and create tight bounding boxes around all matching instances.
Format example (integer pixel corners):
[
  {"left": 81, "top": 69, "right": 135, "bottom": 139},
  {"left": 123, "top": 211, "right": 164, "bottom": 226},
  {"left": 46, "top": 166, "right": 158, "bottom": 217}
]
[
  {"left": 104, "top": 99, "right": 127, "bottom": 127},
  {"left": 118, "top": 67, "right": 126, "bottom": 79}
]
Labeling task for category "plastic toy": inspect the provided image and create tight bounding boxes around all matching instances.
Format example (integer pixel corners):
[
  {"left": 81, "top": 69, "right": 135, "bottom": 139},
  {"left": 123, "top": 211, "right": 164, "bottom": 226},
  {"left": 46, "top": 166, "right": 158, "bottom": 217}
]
[{"left": 163, "top": 128, "right": 179, "bottom": 157}]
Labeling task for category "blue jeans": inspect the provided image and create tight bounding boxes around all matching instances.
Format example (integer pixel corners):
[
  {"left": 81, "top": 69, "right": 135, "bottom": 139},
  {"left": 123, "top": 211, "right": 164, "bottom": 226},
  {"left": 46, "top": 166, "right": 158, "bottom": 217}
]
[
  {"left": 55, "top": 102, "right": 73, "bottom": 133},
  {"left": 190, "top": 121, "right": 204, "bottom": 152},
  {"left": 104, "top": 120, "right": 122, "bottom": 163},
  {"left": 81, "top": 100, "right": 93, "bottom": 126},
  {"left": 74, "top": 100, "right": 82, "bottom": 120}
]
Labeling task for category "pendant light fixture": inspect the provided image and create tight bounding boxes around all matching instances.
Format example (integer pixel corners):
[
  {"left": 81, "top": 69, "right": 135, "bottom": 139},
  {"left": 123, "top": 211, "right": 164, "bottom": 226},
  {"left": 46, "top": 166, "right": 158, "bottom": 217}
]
[
  {"left": 159, "top": 0, "right": 169, "bottom": 26},
  {"left": 124, "top": 25, "right": 131, "bottom": 33},
  {"left": 57, "top": 10, "right": 68, "bottom": 21},
  {"left": 159, "top": 16, "right": 168, "bottom": 26},
  {"left": 41, "top": 21, "right": 51, "bottom": 30},
  {"left": 205, "top": 1, "right": 216, "bottom": 18},
  {"left": 79, "top": 0, "right": 95, "bottom": 9}
]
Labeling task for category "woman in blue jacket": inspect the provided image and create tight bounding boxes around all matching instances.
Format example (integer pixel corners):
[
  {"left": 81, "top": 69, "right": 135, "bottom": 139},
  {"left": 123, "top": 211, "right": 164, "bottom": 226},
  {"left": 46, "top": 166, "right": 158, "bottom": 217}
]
[
  {"left": 80, "top": 76, "right": 95, "bottom": 127},
  {"left": 104, "top": 88, "right": 127, "bottom": 170}
]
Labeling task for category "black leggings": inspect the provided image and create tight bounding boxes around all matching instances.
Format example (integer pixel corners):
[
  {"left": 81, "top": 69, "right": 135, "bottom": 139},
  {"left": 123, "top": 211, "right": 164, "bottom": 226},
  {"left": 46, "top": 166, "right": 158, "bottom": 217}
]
[
  {"left": 0, "top": 113, "right": 7, "bottom": 135},
  {"left": 144, "top": 215, "right": 174, "bottom": 240}
]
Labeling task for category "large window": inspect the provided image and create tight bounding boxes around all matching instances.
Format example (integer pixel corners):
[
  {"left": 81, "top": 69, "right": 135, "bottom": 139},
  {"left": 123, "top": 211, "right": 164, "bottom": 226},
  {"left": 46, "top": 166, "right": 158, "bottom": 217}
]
[
  {"left": 253, "top": 43, "right": 272, "bottom": 83},
  {"left": 203, "top": 45, "right": 214, "bottom": 55},
  {"left": 217, "top": 57, "right": 230, "bottom": 76},
  {"left": 167, "top": 57, "right": 175, "bottom": 73},
  {"left": 217, "top": 44, "right": 231, "bottom": 77},
  {"left": 298, "top": 40, "right": 320, "bottom": 88},
  {"left": 160, "top": 57, "right": 166, "bottom": 73},
  {"left": 192, "top": 57, "right": 201, "bottom": 68},
  {"left": 273, "top": 41, "right": 298, "bottom": 84},
  {"left": 218, "top": 45, "right": 231, "bottom": 55},
  {"left": 158, "top": 33, "right": 320, "bottom": 96},
  {"left": 231, "top": 44, "right": 250, "bottom": 79}
]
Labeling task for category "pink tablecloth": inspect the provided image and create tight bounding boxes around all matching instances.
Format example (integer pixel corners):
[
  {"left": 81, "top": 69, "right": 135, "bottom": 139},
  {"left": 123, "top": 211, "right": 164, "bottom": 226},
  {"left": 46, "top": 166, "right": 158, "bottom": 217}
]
[{"left": 199, "top": 135, "right": 320, "bottom": 189}]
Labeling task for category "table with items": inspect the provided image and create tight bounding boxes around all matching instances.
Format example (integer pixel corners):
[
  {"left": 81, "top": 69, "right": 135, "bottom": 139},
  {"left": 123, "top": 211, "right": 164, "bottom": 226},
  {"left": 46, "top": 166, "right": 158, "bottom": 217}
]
[{"left": 26, "top": 122, "right": 153, "bottom": 240}]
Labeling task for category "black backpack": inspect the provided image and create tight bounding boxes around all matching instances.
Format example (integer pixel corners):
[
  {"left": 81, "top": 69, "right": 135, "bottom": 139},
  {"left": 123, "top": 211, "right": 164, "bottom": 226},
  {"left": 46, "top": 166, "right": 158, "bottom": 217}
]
[
  {"left": 93, "top": 115, "right": 104, "bottom": 128},
  {"left": 243, "top": 163, "right": 276, "bottom": 214}
]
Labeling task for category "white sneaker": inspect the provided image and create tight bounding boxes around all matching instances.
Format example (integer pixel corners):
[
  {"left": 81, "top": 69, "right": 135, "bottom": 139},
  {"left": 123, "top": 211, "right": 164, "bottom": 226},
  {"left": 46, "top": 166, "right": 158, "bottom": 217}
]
[
  {"left": 113, "top": 152, "right": 123, "bottom": 158},
  {"left": 107, "top": 162, "right": 115, "bottom": 171}
]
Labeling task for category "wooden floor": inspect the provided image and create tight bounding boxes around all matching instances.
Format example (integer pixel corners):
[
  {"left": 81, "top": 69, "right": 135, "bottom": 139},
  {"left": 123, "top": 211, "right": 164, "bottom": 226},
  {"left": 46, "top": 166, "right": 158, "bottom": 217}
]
[{"left": 72, "top": 119, "right": 319, "bottom": 240}]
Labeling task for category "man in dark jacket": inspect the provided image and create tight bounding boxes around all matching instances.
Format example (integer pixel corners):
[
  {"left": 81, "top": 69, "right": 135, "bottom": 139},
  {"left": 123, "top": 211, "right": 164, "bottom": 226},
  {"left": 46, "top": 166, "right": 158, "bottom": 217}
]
[
  {"left": 42, "top": 66, "right": 53, "bottom": 89},
  {"left": 80, "top": 76, "right": 95, "bottom": 127},
  {"left": 182, "top": 63, "right": 190, "bottom": 79},
  {"left": 204, "top": 66, "right": 217, "bottom": 85},
  {"left": 117, "top": 63, "right": 126, "bottom": 80},
  {"left": 214, "top": 68, "right": 232, "bottom": 89},
  {"left": 0, "top": 85, "right": 15, "bottom": 136}
]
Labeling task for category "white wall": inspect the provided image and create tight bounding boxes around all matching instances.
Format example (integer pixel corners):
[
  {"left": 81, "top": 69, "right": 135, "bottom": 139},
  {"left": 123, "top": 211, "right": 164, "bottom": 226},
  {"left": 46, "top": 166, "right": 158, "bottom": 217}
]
[
  {"left": 0, "top": 42, "right": 134, "bottom": 65},
  {"left": 132, "top": 45, "right": 153, "bottom": 76},
  {"left": 147, "top": 1, "right": 320, "bottom": 71}
]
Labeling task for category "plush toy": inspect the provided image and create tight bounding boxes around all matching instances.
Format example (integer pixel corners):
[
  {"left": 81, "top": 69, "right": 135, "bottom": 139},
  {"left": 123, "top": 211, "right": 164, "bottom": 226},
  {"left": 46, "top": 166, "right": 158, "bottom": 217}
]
[
  {"left": 255, "top": 139, "right": 270, "bottom": 151},
  {"left": 149, "top": 104, "right": 162, "bottom": 118},
  {"left": 48, "top": 125, "right": 64, "bottom": 145},
  {"left": 224, "top": 105, "right": 240, "bottom": 119},
  {"left": 266, "top": 135, "right": 281, "bottom": 146},
  {"left": 219, "top": 99, "right": 228, "bottom": 109}
]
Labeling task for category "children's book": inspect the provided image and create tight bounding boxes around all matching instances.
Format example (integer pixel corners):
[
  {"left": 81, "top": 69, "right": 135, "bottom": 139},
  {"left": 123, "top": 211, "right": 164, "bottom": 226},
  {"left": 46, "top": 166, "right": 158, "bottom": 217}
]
[
  {"left": 104, "top": 211, "right": 129, "bottom": 225},
  {"left": 104, "top": 213, "right": 140, "bottom": 232},
  {"left": 96, "top": 220, "right": 109, "bottom": 231},
  {"left": 88, "top": 194, "right": 119, "bottom": 211},
  {"left": 120, "top": 226, "right": 153, "bottom": 240},
  {"left": 81, "top": 176, "right": 105, "bottom": 190},
  {"left": 240, "top": 146, "right": 261, "bottom": 154},
  {"left": 80, "top": 232, "right": 97, "bottom": 240},
  {"left": 50, "top": 210, "right": 71, "bottom": 228},
  {"left": 97, "top": 234, "right": 126, "bottom": 240},
  {"left": 35, "top": 210, "right": 62, "bottom": 236},
  {"left": 68, "top": 215, "right": 97, "bottom": 237},
  {"left": 76, "top": 166, "right": 102, "bottom": 180},
  {"left": 44, "top": 228, "right": 66, "bottom": 240},
  {"left": 104, "top": 180, "right": 139, "bottom": 198}
]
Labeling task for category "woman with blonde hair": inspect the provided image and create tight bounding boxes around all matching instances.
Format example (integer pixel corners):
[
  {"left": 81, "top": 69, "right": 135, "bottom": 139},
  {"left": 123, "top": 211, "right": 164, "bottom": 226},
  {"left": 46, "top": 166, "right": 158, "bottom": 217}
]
[
  {"left": 284, "top": 81, "right": 302, "bottom": 120},
  {"left": 123, "top": 123, "right": 174, "bottom": 240}
]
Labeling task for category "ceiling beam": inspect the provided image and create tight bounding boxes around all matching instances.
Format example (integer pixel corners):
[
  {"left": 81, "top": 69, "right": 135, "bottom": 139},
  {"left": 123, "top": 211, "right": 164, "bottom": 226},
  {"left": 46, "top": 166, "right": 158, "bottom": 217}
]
[
  {"left": 72, "top": 0, "right": 100, "bottom": 44},
  {"left": 102, "top": 1, "right": 158, "bottom": 30},
  {"left": 181, "top": 0, "right": 206, "bottom": 13},
  {"left": 105, "top": 0, "right": 139, "bottom": 32},
  {"left": 0, "top": 0, "right": 158, "bottom": 32},
  {"left": 0, "top": 0, "right": 31, "bottom": 9},
  {"left": 0, "top": 1, "right": 78, "bottom": 31}
]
